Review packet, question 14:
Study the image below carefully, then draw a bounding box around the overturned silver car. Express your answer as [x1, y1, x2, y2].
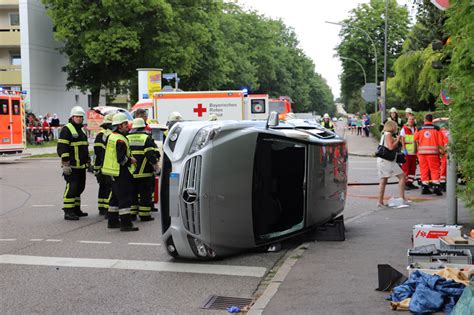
[160, 115, 347, 259]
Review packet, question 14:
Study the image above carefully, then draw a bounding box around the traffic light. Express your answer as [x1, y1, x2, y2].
[376, 85, 381, 97]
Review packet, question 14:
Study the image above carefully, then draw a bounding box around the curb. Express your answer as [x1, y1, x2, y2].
[247, 243, 310, 315]
[349, 152, 375, 158]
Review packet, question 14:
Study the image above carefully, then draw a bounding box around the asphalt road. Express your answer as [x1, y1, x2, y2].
[0, 154, 416, 313]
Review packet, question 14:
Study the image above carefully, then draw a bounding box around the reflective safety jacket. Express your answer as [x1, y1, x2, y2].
[402, 125, 416, 155]
[414, 122, 444, 155]
[322, 120, 334, 131]
[102, 132, 135, 177]
[57, 122, 89, 169]
[93, 128, 112, 171]
[127, 131, 159, 178]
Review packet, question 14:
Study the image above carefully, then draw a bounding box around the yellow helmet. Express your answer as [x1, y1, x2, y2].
[101, 113, 115, 125]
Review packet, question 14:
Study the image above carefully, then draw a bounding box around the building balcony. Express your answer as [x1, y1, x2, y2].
[0, 27, 20, 47]
[0, 0, 19, 8]
[0, 65, 21, 86]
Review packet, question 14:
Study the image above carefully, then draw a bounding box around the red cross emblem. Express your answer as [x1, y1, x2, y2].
[193, 103, 207, 117]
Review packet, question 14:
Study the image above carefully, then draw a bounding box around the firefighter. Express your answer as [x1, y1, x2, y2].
[127, 118, 161, 221]
[414, 114, 445, 195]
[57, 106, 90, 220]
[382, 107, 404, 132]
[134, 108, 152, 133]
[93, 113, 114, 216]
[163, 111, 183, 139]
[321, 113, 334, 131]
[102, 113, 139, 232]
[401, 114, 418, 190]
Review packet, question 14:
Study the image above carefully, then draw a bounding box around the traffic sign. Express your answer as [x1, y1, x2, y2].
[361, 83, 377, 102]
[163, 73, 177, 80]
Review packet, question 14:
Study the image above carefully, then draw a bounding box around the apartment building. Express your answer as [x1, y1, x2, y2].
[0, 0, 104, 121]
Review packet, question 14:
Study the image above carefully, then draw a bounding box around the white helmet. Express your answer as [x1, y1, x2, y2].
[168, 111, 183, 122]
[390, 107, 397, 113]
[405, 108, 413, 114]
[208, 114, 218, 121]
[131, 118, 146, 129]
[112, 113, 129, 126]
[70, 106, 86, 118]
[323, 113, 330, 119]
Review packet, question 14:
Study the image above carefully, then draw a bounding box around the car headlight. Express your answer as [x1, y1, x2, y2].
[188, 236, 217, 258]
[188, 125, 220, 154]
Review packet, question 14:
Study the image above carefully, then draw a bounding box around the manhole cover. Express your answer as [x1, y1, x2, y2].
[200, 295, 253, 310]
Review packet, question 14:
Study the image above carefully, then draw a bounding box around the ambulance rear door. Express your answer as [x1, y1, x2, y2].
[0, 95, 11, 146]
[246, 94, 268, 120]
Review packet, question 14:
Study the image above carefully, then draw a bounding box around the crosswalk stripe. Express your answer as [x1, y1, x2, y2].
[79, 241, 111, 244]
[0, 239, 16, 242]
[128, 242, 161, 246]
[0, 255, 267, 277]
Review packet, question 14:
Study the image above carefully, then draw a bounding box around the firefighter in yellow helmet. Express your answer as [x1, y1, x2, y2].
[57, 106, 90, 220]
[127, 118, 160, 221]
[102, 113, 139, 231]
[163, 111, 183, 140]
[321, 113, 334, 131]
[93, 113, 114, 216]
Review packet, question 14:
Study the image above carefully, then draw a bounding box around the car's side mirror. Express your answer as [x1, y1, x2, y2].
[266, 111, 279, 129]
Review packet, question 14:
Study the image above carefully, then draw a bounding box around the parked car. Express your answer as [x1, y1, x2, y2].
[160, 115, 348, 259]
[93, 106, 133, 120]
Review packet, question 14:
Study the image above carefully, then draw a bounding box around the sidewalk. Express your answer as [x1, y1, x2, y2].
[250, 126, 471, 314]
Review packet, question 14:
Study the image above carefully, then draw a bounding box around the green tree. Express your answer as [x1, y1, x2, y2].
[336, 0, 409, 113]
[42, 0, 176, 106]
[445, 0, 474, 206]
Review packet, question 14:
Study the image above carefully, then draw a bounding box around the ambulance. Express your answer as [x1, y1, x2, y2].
[0, 90, 25, 153]
[130, 91, 269, 124]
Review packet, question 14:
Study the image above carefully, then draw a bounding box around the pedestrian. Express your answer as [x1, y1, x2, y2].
[102, 113, 139, 232]
[41, 115, 50, 142]
[414, 114, 445, 195]
[56, 106, 90, 220]
[356, 115, 363, 136]
[321, 113, 334, 131]
[401, 114, 418, 190]
[50, 113, 60, 140]
[377, 120, 407, 207]
[127, 118, 161, 221]
[363, 113, 370, 137]
[93, 113, 115, 216]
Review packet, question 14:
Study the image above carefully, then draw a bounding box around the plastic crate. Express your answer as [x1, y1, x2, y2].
[440, 237, 474, 257]
[407, 248, 472, 265]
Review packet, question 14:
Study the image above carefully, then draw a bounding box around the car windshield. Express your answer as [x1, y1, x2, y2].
[433, 120, 449, 129]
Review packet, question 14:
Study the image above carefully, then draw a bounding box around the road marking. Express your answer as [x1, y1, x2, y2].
[30, 239, 43, 242]
[32, 204, 55, 207]
[128, 242, 161, 246]
[45, 239, 62, 242]
[0, 255, 267, 277]
[0, 239, 16, 242]
[78, 241, 111, 245]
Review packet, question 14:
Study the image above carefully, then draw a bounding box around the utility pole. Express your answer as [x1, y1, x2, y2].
[382, 0, 388, 123]
[446, 113, 457, 224]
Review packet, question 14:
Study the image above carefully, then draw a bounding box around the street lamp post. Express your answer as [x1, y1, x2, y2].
[338, 56, 367, 85]
[326, 21, 378, 113]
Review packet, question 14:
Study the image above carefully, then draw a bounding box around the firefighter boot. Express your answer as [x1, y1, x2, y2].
[433, 185, 443, 196]
[107, 212, 120, 229]
[120, 214, 139, 232]
[98, 207, 107, 216]
[73, 206, 88, 217]
[421, 185, 432, 195]
[64, 209, 79, 221]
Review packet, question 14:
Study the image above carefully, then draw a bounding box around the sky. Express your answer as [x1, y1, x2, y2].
[237, 0, 414, 99]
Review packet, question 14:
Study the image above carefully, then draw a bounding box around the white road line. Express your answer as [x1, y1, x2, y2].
[78, 241, 111, 245]
[0, 255, 267, 277]
[0, 239, 16, 242]
[45, 239, 62, 242]
[32, 204, 55, 207]
[128, 242, 161, 246]
[30, 239, 43, 242]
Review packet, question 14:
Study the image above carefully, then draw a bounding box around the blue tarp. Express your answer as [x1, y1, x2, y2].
[387, 270, 465, 314]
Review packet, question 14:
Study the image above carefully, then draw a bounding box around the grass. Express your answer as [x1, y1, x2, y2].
[27, 139, 58, 148]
